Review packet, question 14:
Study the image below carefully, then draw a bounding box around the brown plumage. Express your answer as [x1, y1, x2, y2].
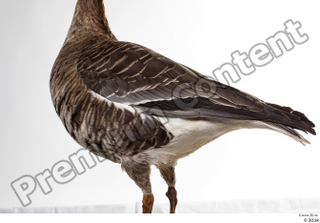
[50, 0, 316, 213]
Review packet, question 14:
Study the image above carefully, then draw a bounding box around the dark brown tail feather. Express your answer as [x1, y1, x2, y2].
[266, 103, 316, 135]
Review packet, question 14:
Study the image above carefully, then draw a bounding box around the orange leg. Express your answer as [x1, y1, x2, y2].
[121, 157, 154, 213]
[157, 162, 178, 213]
[142, 194, 154, 213]
[166, 187, 178, 213]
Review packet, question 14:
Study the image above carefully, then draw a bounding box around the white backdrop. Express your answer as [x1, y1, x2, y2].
[0, 0, 319, 212]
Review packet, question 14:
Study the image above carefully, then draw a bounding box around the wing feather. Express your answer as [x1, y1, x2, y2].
[77, 39, 316, 135]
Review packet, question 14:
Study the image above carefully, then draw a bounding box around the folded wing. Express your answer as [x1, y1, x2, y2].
[77, 40, 316, 137]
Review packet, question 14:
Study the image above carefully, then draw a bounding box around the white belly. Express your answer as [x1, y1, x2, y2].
[137, 117, 265, 166]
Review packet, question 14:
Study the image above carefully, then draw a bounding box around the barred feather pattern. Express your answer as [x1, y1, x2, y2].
[50, 39, 173, 163]
[50, 0, 315, 165]
[75, 39, 315, 136]
[49, 0, 316, 214]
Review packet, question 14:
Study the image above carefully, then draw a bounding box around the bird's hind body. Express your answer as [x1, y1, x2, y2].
[50, 0, 315, 213]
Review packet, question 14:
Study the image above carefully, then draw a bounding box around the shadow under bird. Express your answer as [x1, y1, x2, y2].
[50, 0, 316, 213]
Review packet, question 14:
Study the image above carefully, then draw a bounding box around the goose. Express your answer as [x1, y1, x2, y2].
[50, 0, 316, 213]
